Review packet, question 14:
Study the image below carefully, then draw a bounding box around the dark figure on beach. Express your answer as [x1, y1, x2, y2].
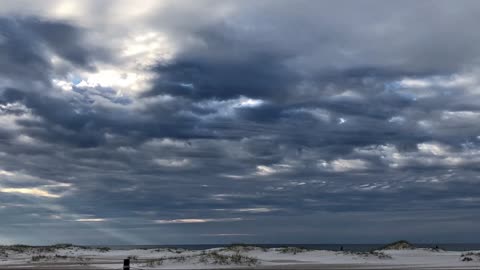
[340, 246, 344, 251]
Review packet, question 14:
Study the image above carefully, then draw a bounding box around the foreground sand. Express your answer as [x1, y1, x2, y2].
[1, 245, 480, 269]
[1, 265, 480, 269]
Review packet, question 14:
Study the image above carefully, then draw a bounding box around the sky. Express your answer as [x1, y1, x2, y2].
[1, 0, 480, 245]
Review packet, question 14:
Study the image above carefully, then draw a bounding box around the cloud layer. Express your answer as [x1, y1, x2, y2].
[1, 0, 480, 244]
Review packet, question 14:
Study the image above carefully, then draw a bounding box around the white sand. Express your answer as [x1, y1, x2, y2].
[0, 246, 479, 269]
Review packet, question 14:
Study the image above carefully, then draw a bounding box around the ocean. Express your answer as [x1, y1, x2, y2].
[98, 243, 480, 252]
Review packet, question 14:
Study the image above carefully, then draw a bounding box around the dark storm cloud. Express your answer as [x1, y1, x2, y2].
[1, 1, 480, 244]
[0, 17, 103, 82]
[146, 31, 298, 101]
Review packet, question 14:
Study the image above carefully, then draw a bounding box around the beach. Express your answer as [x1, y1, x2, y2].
[1, 245, 479, 269]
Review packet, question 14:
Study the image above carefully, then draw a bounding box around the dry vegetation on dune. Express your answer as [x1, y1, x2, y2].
[275, 246, 392, 260]
[379, 240, 415, 250]
[0, 243, 108, 254]
[221, 244, 268, 253]
[0, 249, 7, 259]
[30, 254, 92, 264]
[143, 250, 259, 268]
[277, 246, 309, 254]
[461, 252, 480, 262]
[0, 244, 107, 267]
[343, 250, 392, 260]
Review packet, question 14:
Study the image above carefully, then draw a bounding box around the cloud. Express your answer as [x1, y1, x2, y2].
[0, 187, 60, 198]
[155, 218, 243, 224]
[1, 0, 480, 244]
[153, 158, 190, 167]
[328, 159, 370, 172]
[200, 233, 253, 236]
[230, 208, 277, 213]
[75, 218, 107, 222]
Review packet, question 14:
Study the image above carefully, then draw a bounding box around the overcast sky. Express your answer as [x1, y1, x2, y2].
[1, 0, 480, 245]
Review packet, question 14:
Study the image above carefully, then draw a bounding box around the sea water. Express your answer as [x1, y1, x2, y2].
[97, 243, 480, 252]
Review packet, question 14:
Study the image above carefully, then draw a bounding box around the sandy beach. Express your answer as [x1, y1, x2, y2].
[1, 245, 479, 270]
[1, 264, 480, 270]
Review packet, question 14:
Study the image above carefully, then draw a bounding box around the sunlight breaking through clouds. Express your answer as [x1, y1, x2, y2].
[155, 218, 244, 224]
[75, 218, 107, 222]
[0, 188, 61, 198]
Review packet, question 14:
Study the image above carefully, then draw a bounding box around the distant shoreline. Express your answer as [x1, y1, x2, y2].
[7, 243, 480, 252]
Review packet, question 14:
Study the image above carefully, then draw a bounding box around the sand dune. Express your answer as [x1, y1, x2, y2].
[0, 245, 479, 269]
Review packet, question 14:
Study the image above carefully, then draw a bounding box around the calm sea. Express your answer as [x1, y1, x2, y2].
[97, 243, 480, 252]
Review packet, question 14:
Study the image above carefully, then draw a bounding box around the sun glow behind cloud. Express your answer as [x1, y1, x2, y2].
[155, 218, 244, 224]
[0, 187, 61, 198]
[75, 218, 107, 222]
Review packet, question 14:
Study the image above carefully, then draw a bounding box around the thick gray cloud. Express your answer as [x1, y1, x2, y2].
[0, 0, 480, 245]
